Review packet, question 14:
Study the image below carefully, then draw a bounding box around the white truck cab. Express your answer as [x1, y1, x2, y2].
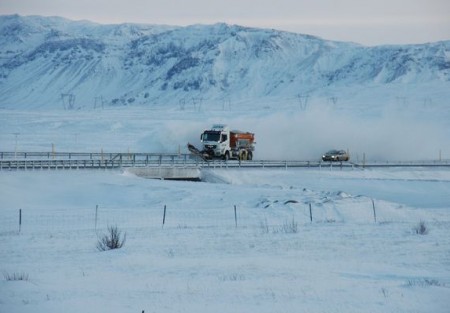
[200, 124, 231, 158]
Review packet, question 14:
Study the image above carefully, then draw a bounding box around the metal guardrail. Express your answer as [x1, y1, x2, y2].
[0, 152, 200, 170]
[0, 151, 192, 161]
[201, 159, 450, 169]
[1, 151, 450, 170]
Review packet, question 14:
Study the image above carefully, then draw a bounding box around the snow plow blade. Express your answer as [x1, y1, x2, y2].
[187, 143, 208, 161]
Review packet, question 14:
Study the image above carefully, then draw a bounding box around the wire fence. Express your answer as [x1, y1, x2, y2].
[0, 206, 252, 235]
[0, 198, 392, 237]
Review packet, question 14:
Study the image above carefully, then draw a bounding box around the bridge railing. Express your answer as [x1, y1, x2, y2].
[1, 151, 449, 170]
[182, 159, 450, 169]
[0, 151, 193, 161]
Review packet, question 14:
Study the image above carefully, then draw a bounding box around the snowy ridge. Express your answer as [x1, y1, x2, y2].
[0, 14, 449, 109]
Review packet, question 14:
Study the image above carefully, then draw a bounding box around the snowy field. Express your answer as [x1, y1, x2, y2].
[1, 107, 450, 313]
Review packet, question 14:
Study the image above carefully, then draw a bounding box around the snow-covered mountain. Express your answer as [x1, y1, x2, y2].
[0, 14, 449, 109]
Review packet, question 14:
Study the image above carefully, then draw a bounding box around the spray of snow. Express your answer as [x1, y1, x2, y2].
[177, 105, 448, 161]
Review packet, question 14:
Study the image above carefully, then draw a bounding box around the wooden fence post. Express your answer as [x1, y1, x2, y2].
[95, 205, 98, 231]
[372, 199, 377, 223]
[162, 205, 167, 228]
[309, 203, 312, 223]
[19, 209, 22, 233]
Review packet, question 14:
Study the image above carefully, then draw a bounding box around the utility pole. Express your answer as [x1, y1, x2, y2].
[297, 94, 309, 111]
[61, 93, 76, 110]
[329, 96, 338, 106]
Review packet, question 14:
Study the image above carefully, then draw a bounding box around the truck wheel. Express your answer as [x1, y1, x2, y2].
[247, 151, 253, 161]
[224, 151, 230, 161]
[239, 150, 247, 160]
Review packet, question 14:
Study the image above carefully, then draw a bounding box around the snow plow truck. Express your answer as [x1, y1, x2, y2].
[188, 124, 255, 161]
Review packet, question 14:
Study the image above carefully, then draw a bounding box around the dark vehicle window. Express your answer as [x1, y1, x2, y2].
[203, 131, 221, 142]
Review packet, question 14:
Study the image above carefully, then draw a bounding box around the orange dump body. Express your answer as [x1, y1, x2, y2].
[230, 131, 255, 149]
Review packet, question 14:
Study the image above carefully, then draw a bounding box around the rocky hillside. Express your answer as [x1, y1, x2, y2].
[0, 14, 449, 109]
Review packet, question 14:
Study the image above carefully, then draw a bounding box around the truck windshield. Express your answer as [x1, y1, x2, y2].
[202, 131, 220, 142]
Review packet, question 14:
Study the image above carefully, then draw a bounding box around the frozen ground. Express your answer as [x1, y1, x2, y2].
[1, 107, 450, 313]
[1, 167, 450, 313]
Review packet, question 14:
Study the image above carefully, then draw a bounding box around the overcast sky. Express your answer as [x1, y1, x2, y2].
[1, 0, 449, 45]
